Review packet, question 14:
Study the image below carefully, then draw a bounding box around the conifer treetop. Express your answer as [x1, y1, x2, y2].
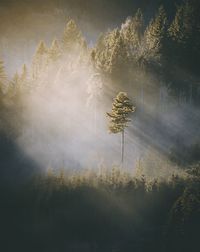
[145, 5, 168, 52]
[107, 92, 135, 134]
[21, 64, 28, 80]
[121, 8, 144, 48]
[0, 59, 7, 95]
[35, 40, 48, 55]
[169, 1, 195, 44]
[62, 19, 83, 51]
[0, 60, 7, 83]
[49, 39, 61, 61]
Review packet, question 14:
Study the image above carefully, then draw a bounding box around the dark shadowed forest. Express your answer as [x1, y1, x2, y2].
[0, 0, 200, 251]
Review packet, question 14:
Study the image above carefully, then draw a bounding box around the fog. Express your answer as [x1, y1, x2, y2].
[11, 51, 198, 177]
[1, 0, 199, 179]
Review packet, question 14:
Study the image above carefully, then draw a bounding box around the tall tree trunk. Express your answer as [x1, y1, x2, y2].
[121, 130, 124, 169]
[94, 98, 97, 135]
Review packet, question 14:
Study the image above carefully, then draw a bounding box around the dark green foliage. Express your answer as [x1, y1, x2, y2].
[166, 183, 200, 251]
[90, 2, 200, 102]
[166, 1, 200, 100]
[143, 6, 168, 65]
[107, 92, 135, 167]
[186, 162, 200, 177]
[0, 59, 6, 82]
[0, 4, 200, 250]
[121, 9, 144, 60]
[107, 92, 135, 134]
[0, 170, 199, 252]
[92, 29, 129, 75]
[168, 1, 200, 69]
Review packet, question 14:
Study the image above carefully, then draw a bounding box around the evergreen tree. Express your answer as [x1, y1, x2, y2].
[90, 33, 105, 69]
[92, 30, 117, 73]
[169, 1, 194, 47]
[5, 81, 14, 102]
[0, 59, 7, 109]
[48, 39, 61, 63]
[12, 72, 21, 93]
[0, 59, 7, 94]
[21, 64, 27, 81]
[93, 29, 129, 76]
[143, 6, 168, 67]
[32, 40, 48, 79]
[20, 64, 30, 92]
[107, 92, 135, 168]
[87, 73, 103, 133]
[5, 72, 21, 105]
[167, 1, 200, 101]
[35, 40, 48, 55]
[121, 9, 144, 58]
[76, 39, 89, 67]
[62, 19, 83, 53]
[169, 0, 200, 72]
[109, 31, 130, 76]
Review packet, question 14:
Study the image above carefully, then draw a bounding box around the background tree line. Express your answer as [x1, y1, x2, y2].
[1, 0, 200, 110]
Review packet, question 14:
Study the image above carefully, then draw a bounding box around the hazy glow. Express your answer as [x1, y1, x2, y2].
[1, 5, 199, 179]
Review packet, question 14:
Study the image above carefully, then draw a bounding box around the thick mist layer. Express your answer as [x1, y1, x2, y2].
[15, 55, 116, 170]
[14, 55, 199, 176]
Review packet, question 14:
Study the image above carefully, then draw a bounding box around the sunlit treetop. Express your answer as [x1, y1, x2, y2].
[169, 1, 195, 43]
[32, 40, 48, 79]
[21, 64, 27, 80]
[108, 32, 129, 74]
[93, 29, 129, 74]
[48, 39, 61, 62]
[62, 19, 84, 52]
[0, 60, 7, 85]
[35, 40, 48, 55]
[107, 92, 135, 134]
[121, 8, 144, 50]
[144, 6, 168, 54]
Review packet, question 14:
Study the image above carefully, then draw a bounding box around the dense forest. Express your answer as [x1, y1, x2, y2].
[0, 0, 200, 251]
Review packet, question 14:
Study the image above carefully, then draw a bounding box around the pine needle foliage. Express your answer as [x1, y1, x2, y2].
[48, 39, 61, 62]
[0, 59, 7, 90]
[107, 92, 135, 134]
[62, 19, 83, 52]
[107, 92, 135, 167]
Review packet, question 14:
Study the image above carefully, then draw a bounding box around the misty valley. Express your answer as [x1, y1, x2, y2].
[0, 1, 200, 252]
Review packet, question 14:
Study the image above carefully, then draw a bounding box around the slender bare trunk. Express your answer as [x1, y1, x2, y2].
[94, 98, 97, 135]
[121, 130, 124, 169]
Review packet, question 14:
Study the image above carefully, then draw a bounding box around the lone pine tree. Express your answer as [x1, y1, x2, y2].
[0, 59, 6, 88]
[107, 92, 135, 168]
